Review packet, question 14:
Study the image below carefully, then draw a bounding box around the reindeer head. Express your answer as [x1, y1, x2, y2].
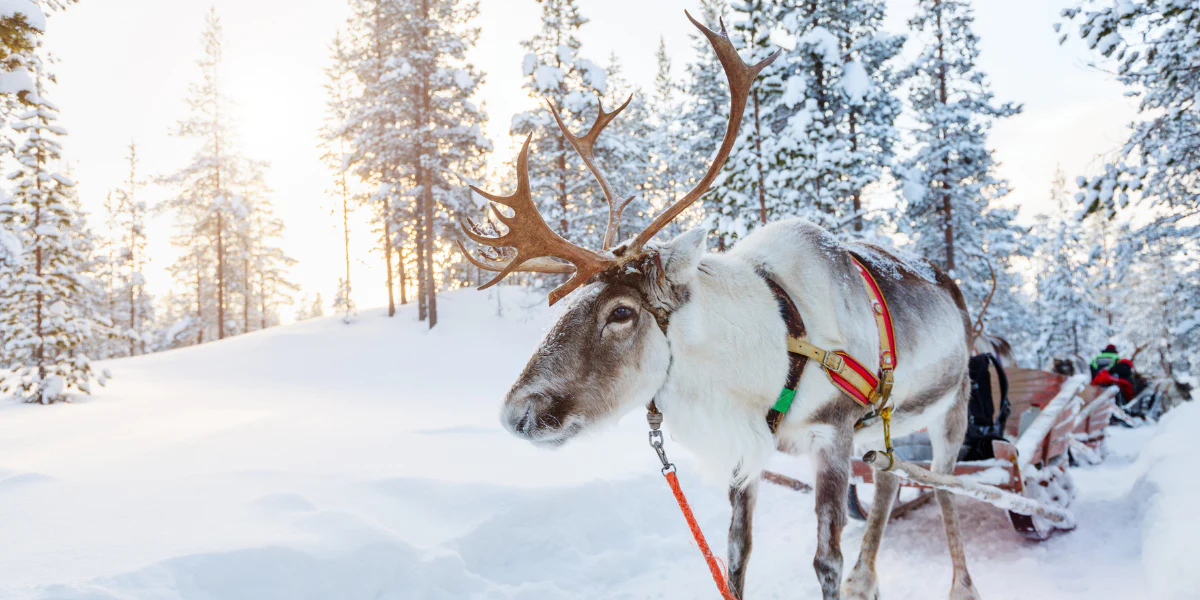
[459, 13, 777, 446]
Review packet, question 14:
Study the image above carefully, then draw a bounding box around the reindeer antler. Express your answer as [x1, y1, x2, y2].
[627, 12, 779, 253]
[547, 95, 635, 250]
[968, 257, 998, 351]
[461, 134, 617, 304]
[459, 12, 778, 305]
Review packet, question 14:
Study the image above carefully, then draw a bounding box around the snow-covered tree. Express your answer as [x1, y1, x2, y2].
[97, 141, 154, 358]
[0, 62, 107, 403]
[509, 0, 614, 249]
[897, 0, 1030, 342]
[161, 9, 293, 344]
[1060, 0, 1200, 380]
[642, 38, 692, 238]
[0, 0, 74, 107]
[388, 0, 491, 328]
[340, 0, 405, 317]
[1116, 232, 1199, 378]
[678, 0, 730, 248]
[771, 0, 905, 233]
[711, 0, 785, 244]
[294, 293, 325, 321]
[1060, 1, 1200, 222]
[1033, 169, 1101, 364]
[321, 33, 358, 326]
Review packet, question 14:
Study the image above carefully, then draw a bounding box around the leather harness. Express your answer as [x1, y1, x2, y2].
[762, 254, 898, 439]
[646, 251, 900, 464]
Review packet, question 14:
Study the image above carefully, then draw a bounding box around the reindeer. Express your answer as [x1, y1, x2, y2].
[460, 14, 982, 600]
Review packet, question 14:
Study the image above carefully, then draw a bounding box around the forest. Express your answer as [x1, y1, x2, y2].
[0, 0, 1197, 404]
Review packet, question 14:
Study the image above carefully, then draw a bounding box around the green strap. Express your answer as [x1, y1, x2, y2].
[774, 387, 797, 414]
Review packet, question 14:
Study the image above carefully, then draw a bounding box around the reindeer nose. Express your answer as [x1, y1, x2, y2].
[502, 396, 538, 438]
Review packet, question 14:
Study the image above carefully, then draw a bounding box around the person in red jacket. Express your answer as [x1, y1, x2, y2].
[1090, 345, 1135, 400]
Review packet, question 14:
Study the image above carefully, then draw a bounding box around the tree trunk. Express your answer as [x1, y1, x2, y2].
[215, 211, 225, 338]
[936, 0, 955, 273]
[342, 169, 351, 316]
[753, 88, 766, 225]
[398, 239, 408, 305]
[243, 256, 250, 333]
[196, 255, 204, 345]
[383, 207, 396, 317]
[416, 200, 428, 321]
[418, 9, 437, 329]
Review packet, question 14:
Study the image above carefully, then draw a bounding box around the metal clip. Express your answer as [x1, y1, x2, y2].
[648, 430, 675, 474]
[876, 369, 895, 406]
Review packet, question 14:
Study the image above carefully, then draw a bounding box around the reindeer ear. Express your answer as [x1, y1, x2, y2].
[658, 228, 706, 284]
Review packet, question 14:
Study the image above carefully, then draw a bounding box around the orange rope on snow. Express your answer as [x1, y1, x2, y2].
[663, 470, 738, 600]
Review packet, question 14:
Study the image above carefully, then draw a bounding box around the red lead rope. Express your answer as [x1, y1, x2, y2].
[663, 470, 738, 600]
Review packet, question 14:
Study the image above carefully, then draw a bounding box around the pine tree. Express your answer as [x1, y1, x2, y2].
[510, 0, 613, 249]
[774, 0, 905, 234]
[897, 0, 1029, 341]
[98, 141, 154, 357]
[341, 0, 406, 318]
[1061, 1, 1200, 221]
[0, 61, 106, 403]
[1060, 0, 1200, 379]
[161, 9, 293, 344]
[389, 0, 491, 328]
[680, 0, 730, 248]
[595, 52, 653, 240]
[712, 0, 785, 243]
[643, 38, 693, 238]
[322, 33, 358, 325]
[294, 293, 325, 321]
[1033, 169, 1100, 365]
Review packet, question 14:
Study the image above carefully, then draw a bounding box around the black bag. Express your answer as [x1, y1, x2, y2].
[961, 353, 1010, 461]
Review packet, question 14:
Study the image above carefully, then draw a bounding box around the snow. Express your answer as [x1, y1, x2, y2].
[452, 69, 473, 91]
[0, 67, 34, 96]
[0, 0, 45, 31]
[521, 53, 536, 77]
[532, 64, 563, 92]
[0, 226, 20, 263]
[576, 58, 606, 95]
[841, 60, 869, 104]
[782, 75, 807, 109]
[800, 26, 841, 66]
[0, 289, 1195, 599]
[555, 44, 573, 65]
[902, 175, 926, 205]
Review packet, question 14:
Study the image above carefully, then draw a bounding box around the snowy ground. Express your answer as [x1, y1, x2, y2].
[1, 288, 1197, 600]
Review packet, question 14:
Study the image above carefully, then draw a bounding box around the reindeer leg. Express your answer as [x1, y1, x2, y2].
[727, 476, 759, 599]
[842, 470, 901, 600]
[811, 429, 852, 600]
[929, 385, 983, 600]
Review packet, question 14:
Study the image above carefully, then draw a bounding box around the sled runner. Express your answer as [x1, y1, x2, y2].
[845, 368, 1119, 540]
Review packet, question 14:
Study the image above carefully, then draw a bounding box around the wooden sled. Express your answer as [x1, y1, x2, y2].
[840, 368, 1119, 540]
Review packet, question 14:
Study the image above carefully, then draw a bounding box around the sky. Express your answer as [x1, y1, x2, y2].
[41, 0, 1137, 315]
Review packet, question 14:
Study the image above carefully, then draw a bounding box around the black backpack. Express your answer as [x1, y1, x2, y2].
[962, 353, 1010, 461]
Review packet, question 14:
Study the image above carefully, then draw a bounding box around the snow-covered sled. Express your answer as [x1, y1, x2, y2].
[846, 368, 1119, 540]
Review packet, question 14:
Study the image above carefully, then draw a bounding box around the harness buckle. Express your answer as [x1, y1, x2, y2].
[878, 367, 897, 405]
[875, 369, 895, 407]
[822, 351, 844, 372]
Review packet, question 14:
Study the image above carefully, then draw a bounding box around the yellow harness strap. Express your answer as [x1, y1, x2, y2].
[782, 255, 899, 467]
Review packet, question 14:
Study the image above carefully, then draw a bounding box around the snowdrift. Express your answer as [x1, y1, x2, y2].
[0, 288, 1194, 599]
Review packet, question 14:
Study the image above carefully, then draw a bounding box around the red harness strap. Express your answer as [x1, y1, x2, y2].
[784, 254, 898, 409]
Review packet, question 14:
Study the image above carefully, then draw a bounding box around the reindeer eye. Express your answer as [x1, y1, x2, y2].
[608, 306, 635, 324]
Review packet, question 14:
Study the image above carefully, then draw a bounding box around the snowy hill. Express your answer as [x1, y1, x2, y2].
[0, 288, 1196, 599]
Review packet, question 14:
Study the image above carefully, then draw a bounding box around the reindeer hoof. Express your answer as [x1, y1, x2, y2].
[949, 572, 982, 600]
[842, 569, 879, 600]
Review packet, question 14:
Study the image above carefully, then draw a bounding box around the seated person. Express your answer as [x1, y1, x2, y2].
[1090, 344, 1120, 378]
